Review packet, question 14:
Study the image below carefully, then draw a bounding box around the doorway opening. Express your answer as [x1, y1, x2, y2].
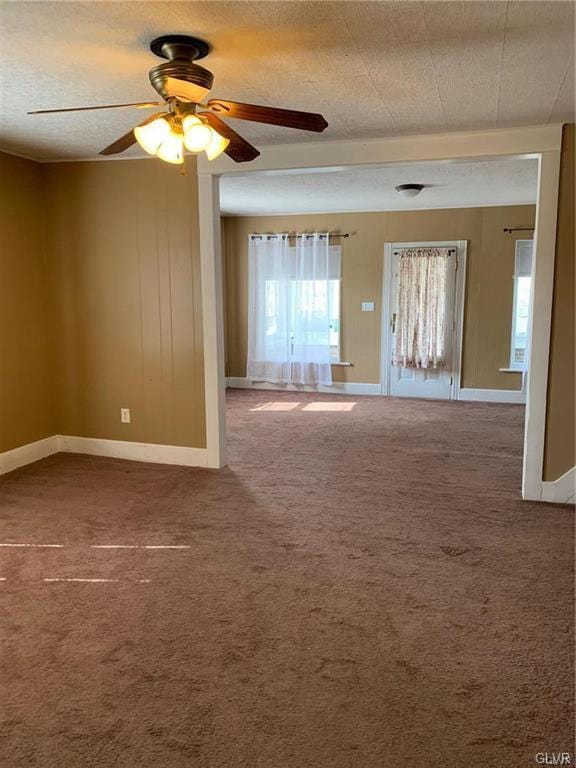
[217, 153, 541, 495]
[198, 126, 562, 500]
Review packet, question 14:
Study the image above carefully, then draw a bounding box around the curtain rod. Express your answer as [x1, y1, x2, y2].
[249, 232, 350, 240]
[503, 227, 535, 234]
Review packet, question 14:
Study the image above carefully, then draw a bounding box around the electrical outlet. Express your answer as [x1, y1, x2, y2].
[120, 408, 131, 424]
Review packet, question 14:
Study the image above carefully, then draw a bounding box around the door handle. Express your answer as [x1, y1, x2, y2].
[391, 313, 397, 334]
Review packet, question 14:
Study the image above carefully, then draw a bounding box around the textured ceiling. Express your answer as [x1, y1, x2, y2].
[220, 156, 539, 214]
[0, 1, 574, 161]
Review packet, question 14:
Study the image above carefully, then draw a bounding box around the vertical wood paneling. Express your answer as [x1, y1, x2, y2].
[0, 153, 57, 452]
[544, 124, 575, 480]
[45, 157, 206, 449]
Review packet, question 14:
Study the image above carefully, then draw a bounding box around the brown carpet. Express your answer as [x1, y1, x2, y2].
[0, 390, 573, 767]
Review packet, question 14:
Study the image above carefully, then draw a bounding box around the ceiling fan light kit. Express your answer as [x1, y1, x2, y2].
[182, 115, 216, 151]
[133, 109, 230, 164]
[155, 127, 185, 165]
[133, 115, 171, 155]
[28, 34, 329, 166]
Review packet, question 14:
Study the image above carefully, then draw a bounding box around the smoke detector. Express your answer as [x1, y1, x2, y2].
[395, 183, 425, 198]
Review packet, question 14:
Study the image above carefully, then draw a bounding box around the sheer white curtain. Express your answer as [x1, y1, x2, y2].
[247, 233, 339, 385]
[247, 234, 292, 383]
[393, 247, 451, 368]
[291, 233, 335, 385]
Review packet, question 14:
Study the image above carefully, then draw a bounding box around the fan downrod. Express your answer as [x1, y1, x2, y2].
[150, 35, 211, 62]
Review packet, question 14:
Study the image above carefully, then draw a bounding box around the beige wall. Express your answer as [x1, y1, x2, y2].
[223, 205, 535, 390]
[2, 142, 571, 482]
[544, 124, 575, 481]
[44, 158, 206, 449]
[0, 152, 58, 452]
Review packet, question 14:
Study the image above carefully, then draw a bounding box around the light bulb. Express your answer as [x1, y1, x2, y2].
[183, 121, 213, 153]
[205, 130, 230, 161]
[156, 129, 184, 165]
[182, 114, 202, 131]
[134, 117, 170, 155]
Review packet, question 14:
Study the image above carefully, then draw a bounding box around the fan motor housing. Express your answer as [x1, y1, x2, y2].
[148, 35, 213, 103]
[149, 60, 214, 102]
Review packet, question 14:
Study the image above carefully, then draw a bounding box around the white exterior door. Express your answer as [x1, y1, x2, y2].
[388, 245, 459, 400]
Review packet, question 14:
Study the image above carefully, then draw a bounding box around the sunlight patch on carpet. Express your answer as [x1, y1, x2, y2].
[90, 544, 190, 550]
[250, 401, 301, 411]
[302, 402, 357, 411]
[0, 543, 64, 548]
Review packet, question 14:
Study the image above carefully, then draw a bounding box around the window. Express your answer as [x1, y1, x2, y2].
[248, 235, 342, 386]
[509, 240, 533, 371]
[328, 279, 341, 359]
[265, 277, 341, 361]
[263, 241, 341, 362]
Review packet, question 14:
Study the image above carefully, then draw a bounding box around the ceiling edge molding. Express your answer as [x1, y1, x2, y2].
[1, 123, 563, 166]
[199, 124, 564, 175]
[221, 200, 538, 217]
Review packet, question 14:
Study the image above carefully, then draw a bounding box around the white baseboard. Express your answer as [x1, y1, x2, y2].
[0, 435, 60, 476]
[227, 379, 527, 403]
[58, 436, 208, 468]
[0, 435, 208, 476]
[2, 430, 571, 505]
[458, 388, 526, 404]
[226, 377, 381, 396]
[540, 466, 576, 504]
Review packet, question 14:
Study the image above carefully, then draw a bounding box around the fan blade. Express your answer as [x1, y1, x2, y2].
[99, 111, 166, 156]
[28, 102, 161, 115]
[98, 129, 138, 157]
[205, 100, 328, 132]
[198, 113, 260, 163]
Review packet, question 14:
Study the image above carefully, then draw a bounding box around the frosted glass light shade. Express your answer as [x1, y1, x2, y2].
[182, 114, 202, 131]
[183, 121, 213, 152]
[205, 130, 230, 161]
[156, 130, 184, 165]
[134, 117, 171, 155]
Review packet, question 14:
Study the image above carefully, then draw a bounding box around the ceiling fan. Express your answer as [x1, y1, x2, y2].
[28, 35, 329, 165]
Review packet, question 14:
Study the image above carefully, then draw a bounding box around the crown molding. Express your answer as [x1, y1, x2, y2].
[2, 123, 563, 166]
[221, 200, 538, 217]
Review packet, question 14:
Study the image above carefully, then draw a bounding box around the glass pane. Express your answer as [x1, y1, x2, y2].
[512, 275, 531, 367]
[329, 279, 340, 351]
[395, 252, 449, 368]
[277, 279, 341, 356]
[515, 241, 533, 276]
[294, 280, 327, 346]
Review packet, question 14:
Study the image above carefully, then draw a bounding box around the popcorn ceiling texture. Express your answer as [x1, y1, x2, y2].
[0, 1, 574, 160]
[220, 157, 538, 215]
[0, 390, 573, 767]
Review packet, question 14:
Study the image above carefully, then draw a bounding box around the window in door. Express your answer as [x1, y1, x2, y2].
[509, 240, 534, 371]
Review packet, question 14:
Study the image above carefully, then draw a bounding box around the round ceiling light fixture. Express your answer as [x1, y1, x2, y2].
[395, 183, 425, 198]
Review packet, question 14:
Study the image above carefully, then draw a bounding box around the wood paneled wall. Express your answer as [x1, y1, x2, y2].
[544, 124, 575, 481]
[44, 158, 206, 449]
[223, 205, 536, 391]
[0, 153, 58, 452]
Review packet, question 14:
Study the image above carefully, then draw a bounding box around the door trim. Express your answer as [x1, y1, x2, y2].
[380, 240, 467, 398]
